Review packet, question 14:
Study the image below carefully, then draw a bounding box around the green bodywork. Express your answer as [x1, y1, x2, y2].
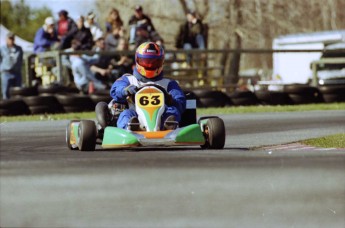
[175, 124, 205, 144]
[102, 127, 139, 148]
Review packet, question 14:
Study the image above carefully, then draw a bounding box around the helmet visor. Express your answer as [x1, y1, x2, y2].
[136, 57, 164, 71]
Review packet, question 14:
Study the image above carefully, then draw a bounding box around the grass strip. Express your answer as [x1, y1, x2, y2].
[1, 102, 344, 123]
[302, 134, 345, 149]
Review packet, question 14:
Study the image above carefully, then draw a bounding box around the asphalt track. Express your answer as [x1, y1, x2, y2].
[0, 110, 344, 228]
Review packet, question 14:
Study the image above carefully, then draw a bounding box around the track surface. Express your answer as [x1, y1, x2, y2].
[1, 110, 344, 227]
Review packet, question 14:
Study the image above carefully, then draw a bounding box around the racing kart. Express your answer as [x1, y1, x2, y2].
[66, 84, 226, 151]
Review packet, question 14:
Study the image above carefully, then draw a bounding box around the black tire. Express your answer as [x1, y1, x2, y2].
[95, 102, 111, 130]
[90, 94, 112, 105]
[78, 120, 97, 151]
[28, 105, 52, 114]
[63, 106, 92, 113]
[229, 91, 259, 106]
[56, 94, 94, 106]
[284, 85, 322, 104]
[0, 109, 11, 116]
[255, 90, 292, 105]
[23, 95, 64, 114]
[0, 98, 30, 115]
[66, 120, 79, 150]
[38, 85, 66, 94]
[9, 86, 38, 97]
[319, 85, 345, 103]
[201, 117, 225, 149]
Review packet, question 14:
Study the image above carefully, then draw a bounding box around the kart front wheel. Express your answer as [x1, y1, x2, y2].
[66, 120, 79, 150]
[201, 118, 225, 149]
[78, 120, 97, 151]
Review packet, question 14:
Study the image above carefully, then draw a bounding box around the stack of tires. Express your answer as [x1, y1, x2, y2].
[318, 85, 345, 103]
[254, 90, 292, 105]
[284, 84, 323, 104]
[228, 91, 259, 106]
[193, 89, 232, 107]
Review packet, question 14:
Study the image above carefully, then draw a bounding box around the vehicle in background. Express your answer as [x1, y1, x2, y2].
[268, 30, 345, 88]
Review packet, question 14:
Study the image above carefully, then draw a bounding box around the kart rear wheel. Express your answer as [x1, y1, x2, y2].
[78, 120, 97, 151]
[66, 120, 79, 150]
[201, 117, 225, 149]
[95, 102, 110, 130]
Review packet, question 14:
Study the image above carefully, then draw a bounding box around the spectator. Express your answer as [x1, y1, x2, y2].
[175, 10, 206, 50]
[73, 16, 94, 50]
[85, 12, 104, 42]
[110, 38, 134, 78]
[0, 33, 23, 99]
[105, 8, 123, 34]
[33, 17, 59, 53]
[67, 39, 107, 94]
[88, 36, 117, 86]
[128, 5, 156, 44]
[105, 26, 125, 51]
[57, 10, 78, 50]
[132, 23, 163, 49]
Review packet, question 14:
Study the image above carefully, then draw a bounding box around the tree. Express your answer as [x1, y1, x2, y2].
[0, 0, 52, 42]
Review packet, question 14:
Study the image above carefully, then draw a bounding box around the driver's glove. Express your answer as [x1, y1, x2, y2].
[123, 85, 138, 96]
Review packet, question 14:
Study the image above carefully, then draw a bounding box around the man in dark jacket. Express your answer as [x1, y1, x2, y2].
[128, 5, 156, 44]
[175, 11, 206, 50]
[73, 16, 94, 50]
[57, 10, 78, 50]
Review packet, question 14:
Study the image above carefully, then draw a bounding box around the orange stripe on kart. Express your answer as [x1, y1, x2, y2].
[135, 130, 173, 139]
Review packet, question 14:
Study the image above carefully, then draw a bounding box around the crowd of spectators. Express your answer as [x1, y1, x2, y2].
[1, 5, 207, 98]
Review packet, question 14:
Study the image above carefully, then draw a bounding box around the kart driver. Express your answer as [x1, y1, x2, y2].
[109, 41, 186, 130]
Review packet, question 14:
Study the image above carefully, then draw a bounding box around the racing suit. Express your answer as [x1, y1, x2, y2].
[110, 68, 186, 129]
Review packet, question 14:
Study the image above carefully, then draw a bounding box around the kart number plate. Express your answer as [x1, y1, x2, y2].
[137, 93, 164, 108]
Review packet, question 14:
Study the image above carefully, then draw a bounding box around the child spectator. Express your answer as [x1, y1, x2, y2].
[0, 33, 23, 99]
[73, 16, 94, 50]
[128, 5, 156, 44]
[57, 10, 78, 50]
[33, 17, 59, 53]
[85, 12, 104, 43]
[105, 8, 123, 34]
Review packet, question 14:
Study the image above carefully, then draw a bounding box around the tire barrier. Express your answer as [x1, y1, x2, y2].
[228, 91, 259, 106]
[284, 84, 323, 104]
[318, 85, 345, 103]
[255, 90, 292, 105]
[193, 90, 232, 107]
[0, 85, 344, 116]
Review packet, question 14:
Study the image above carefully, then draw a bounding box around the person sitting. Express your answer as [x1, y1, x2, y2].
[109, 38, 134, 79]
[57, 10, 78, 50]
[109, 42, 186, 130]
[105, 8, 124, 34]
[73, 16, 94, 50]
[84, 12, 104, 43]
[105, 26, 125, 51]
[128, 5, 156, 44]
[33, 17, 59, 53]
[67, 39, 107, 94]
[132, 23, 163, 50]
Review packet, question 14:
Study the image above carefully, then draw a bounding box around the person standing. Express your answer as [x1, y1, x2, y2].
[0, 33, 23, 99]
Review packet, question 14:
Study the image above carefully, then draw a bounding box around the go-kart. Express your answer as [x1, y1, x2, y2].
[66, 84, 226, 151]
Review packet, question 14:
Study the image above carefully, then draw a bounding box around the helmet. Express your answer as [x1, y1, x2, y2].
[135, 42, 164, 79]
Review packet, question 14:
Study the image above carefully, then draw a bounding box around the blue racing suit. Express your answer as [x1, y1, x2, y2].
[110, 68, 186, 129]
